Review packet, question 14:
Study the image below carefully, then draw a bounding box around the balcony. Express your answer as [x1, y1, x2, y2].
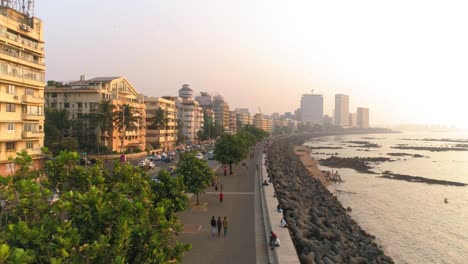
[22, 113, 44, 121]
[0, 93, 20, 103]
[0, 132, 21, 141]
[22, 94, 44, 104]
[22, 130, 43, 139]
[27, 148, 42, 156]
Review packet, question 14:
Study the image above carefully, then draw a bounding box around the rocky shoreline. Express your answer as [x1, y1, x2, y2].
[266, 134, 394, 264]
[381, 171, 467, 187]
[319, 156, 393, 174]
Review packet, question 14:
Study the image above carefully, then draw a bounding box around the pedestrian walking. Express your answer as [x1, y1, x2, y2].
[223, 217, 229, 238]
[215, 183, 219, 192]
[216, 217, 223, 237]
[220, 183, 224, 192]
[256, 164, 259, 171]
[223, 166, 227, 176]
[210, 216, 216, 236]
[219, 191, 224, 203]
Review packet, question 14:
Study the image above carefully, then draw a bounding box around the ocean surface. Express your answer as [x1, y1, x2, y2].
[304, 131, 468, 264]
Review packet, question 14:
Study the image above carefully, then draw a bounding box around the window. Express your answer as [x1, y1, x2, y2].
[6, 142, 15, 151]
[64, 103, 70, 108]
[51, 92, 57, 98]
[25, 89, 34, 96]
[84, 102, 87, 108]
[7, 85, 15, 94]
[50, 102, 57, 108]
[7, 123, 15, 131]
[6, 103, 15, 112]
[24, 123, 35, 132]
[6, 163, 15, 173]
[77, 102, 83, 108]
[26, 141, 33, 149]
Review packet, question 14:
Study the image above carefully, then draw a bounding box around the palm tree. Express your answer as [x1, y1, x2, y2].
[149, 107, 169, 130]
[114, 104, 139, 153]
[89, 100, 116, 152]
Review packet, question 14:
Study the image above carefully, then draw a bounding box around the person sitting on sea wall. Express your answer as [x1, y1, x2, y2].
[277, 204, 283, 213]
[280, 218, 288, 228]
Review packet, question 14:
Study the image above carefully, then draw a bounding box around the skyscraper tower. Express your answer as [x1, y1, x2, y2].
[335, 94, 349, 127]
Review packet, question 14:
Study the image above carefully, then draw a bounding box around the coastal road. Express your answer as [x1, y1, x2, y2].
[178, 147, 266, 264]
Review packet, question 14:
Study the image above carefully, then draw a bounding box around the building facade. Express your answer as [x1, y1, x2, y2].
[0, 6, 45, 175]
[300, 93, 323, 125]
[145, 96, 177, 151]
[357, 107, 370, 129]
[335, 94, 349, 127]
[349, 113, 357, 128]
[45, 76, 146, 153]
[175, 84, 204, 143]
[213, 95, 229, 131]
[235, 108, 251, 129]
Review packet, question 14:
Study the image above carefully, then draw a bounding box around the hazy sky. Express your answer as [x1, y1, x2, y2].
[36, 0, 468, 127]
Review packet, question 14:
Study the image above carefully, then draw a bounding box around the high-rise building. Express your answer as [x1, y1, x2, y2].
[300, 93, 323, 125]
[145, 96, 177, 151]
[228, 110, 237, 133]
[235, 108, 250, 129]
[349, 113, 357, 128]
[213, 95, 229, 131]
[335, 94, 349, 127]
[175, 84, 203, 143]
[45, 76, 146, 153]
[357, 107, 370, 129]
[0, 5, 45, 175]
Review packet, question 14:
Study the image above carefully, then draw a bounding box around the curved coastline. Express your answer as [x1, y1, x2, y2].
[267, 133, 394, 264]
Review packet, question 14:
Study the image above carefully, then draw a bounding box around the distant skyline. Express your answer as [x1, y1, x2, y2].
[36, 0, 468, 128]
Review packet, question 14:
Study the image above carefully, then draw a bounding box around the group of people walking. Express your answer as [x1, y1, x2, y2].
[210, 216, 229, 238]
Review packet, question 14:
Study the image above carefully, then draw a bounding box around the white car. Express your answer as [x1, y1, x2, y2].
[138, 160, 148, 167]
[153, 154, 161, 161]
[195, 152, 204, 160]
[147, 161, 155, 169]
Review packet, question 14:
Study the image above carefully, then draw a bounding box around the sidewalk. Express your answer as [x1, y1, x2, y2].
[178, 152, 261, 264]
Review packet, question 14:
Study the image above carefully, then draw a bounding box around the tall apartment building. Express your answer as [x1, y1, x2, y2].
[0, 6, 45, 175]
[213, 95, 229, 131]
[235, 108, 251, 129]
[145, 96, 177, 151]
[300, 93, 323, 125]
[253, 113, 267, 131]
[45, 76, 146, 153]
[335, 94, 349, 127]
[175, 84, 203, 143]
[349, 113, 357, 128]
[228, 110, 237, 133]
[357, 107, 370, 129]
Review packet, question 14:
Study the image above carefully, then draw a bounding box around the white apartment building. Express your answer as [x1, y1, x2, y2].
[176, 84, 204, 143]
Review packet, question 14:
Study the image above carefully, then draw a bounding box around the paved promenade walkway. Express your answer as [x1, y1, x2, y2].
[179, 147, 268, 264]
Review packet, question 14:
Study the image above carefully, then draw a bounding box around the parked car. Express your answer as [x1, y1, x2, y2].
[195, 152, 204, 160]
[138, 160, 148, 167]
[153, 154, 161, 161]
[168, 151, 176, 156]
[208, 153, 215, 160]
[147, 161, 155, 169]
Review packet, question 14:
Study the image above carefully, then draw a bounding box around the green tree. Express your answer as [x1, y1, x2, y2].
[214, 134, 248, 175]
[150, 170, 188, 217]
[241, 124, 269, 142]
[0, 151, 190, 263]
[149, 107, 169, 130]
[89, 100, 116, 152]
[114, 104, 140, 153]
[176, 152, 214, 205]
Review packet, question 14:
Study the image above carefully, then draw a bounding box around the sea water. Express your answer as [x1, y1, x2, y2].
[305, 131, 468, 264]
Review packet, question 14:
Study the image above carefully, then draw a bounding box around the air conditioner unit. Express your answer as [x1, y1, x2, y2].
[20, 24, 28, 30]
[13, 95, 19, 99]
